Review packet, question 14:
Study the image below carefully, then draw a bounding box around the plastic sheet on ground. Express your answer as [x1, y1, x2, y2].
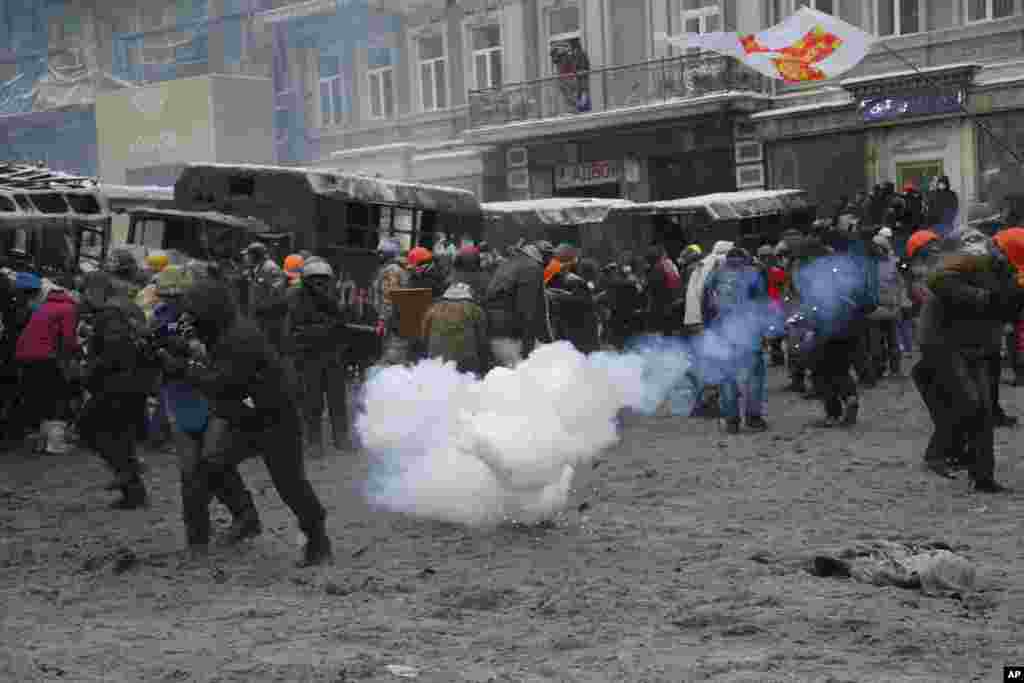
[809, 540, 977, 596]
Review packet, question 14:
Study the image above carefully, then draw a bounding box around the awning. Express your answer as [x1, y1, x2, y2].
[635, 189, 809, 221]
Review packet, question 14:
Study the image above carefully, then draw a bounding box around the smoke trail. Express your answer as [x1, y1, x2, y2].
[358, 252, 870, 528]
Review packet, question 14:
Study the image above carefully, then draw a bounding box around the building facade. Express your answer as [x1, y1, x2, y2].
[2, 0, 1023, 217]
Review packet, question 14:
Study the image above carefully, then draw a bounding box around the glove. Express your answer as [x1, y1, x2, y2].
[375, 320, 386, 337]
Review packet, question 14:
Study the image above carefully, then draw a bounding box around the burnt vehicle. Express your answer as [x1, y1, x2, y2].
[482, 190, 814, 263]
[173, 163, 484, 371]
[0, 162, 111, 282]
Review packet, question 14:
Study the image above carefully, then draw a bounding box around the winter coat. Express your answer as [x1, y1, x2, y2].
[871, 249, 908, 320]
[371, 259, 409, 332]
[284, 286, 349, 358]
[548, 269, 600, 353]
[422, 284, 490, 375]
[926, 188, 960, 230]
[447, 267, 491, 302]
[683, 241, 733, 327]
[918, 253, 1020, 354]
[83, 304, 149, 397]
[246, 259, 288, 320]
[483, 251, 547, 349]
[702, 258, 770, 352]
[15, 289, 79, 362]
[183, 280, 301, 433]
[793, 251, 878, 340]
[646, 255, 683, 332]
[605, 268, 645, 331]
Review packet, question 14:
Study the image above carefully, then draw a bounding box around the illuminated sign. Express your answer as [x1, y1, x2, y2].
[554, 160, 622, 190]
[859, 89, 964, 123]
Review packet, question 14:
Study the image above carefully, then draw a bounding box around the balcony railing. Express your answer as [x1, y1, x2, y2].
[468, 53, 771, 129]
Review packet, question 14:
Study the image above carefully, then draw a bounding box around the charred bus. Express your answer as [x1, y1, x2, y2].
[0, 163, 111, 281]
[173, 163, 484, 369]
[482, 190, 814, 263]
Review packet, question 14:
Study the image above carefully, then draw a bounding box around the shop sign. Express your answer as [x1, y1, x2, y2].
[859, 89, 964, 123]
[554, 160, 622, 190]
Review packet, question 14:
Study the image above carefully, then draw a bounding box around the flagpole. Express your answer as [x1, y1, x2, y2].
[875, 41, 1023, 167]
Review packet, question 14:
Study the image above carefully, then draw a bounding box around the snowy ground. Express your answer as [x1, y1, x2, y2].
[2, 357, 1023, 682]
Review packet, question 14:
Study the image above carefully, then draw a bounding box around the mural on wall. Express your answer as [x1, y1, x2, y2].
[271, 0, 400, 164]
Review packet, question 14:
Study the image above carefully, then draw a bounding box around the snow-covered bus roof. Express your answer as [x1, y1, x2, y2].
[0, 162, 108, 222]
[122, 207, 275, 233]
[175, 163, 481, 216]
[635, 189, 811, 221]
[99, 184, 176, 205]
[482, 197, 640, 225]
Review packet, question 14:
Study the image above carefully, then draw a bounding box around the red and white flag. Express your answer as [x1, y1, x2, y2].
[657, 7, 875, 84]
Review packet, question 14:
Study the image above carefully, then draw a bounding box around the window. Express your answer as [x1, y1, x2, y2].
[796, 0, 836, 14]
[967, 0, 1015, 22]
[418, 34, 447, 112]
[471, 24, 503, 90]
[368, 67, 395, 119]
[876, 0, 920, 35]
[319, 55, 345, 127]
[681, 0, 721, 55]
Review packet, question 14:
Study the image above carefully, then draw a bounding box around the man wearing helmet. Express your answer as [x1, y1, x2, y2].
[483, 241, 549, 366]
[284, 259, 350, 457]
[242, 242, 288, 353]
[371, 238, 410, 365]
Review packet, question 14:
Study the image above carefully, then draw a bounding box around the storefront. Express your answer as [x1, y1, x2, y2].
[0, 107, 99, 177]
[489, 113, 740, 203]
[756, 64, 989, 222]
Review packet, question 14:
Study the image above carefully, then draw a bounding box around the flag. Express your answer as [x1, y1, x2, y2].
[656, 7, 875, 84]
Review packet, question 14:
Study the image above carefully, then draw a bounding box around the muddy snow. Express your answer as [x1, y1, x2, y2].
[2, 360, 1023, 682]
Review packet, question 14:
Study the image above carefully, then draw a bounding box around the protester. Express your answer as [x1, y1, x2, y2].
[78, 299, 149, 508]
[483, 242, 548, 367]
[702, 247, 771, 433]
[372, 238, 411, 365]
[422, 282, 491, 376]
[644, 244, 683, 336]
[927, 175, 960, 233]
[602, 254, 645, 350]
[173, 279, 332, 566]
[915, 228, 1023, 490]
[284, 259, 350, 458]
[407, 247, 446, 298]
[547, 246, 600, 354]
[447, 245, 490, 300]
[868, 232, 905, 377]
[683, 240, 733, 337]
[242, 242, 289, 354]
[994, 225, 1024, 386]
[13, 275, 79, 451]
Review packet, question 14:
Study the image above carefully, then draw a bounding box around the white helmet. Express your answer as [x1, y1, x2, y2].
[302, 260, 334, 278]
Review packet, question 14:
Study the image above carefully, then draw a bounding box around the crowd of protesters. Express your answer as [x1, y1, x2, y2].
[1, 173, 1021, 569]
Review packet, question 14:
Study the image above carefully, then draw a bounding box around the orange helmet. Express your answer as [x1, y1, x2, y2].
[995, 228, 1024, 271]
[283, 253, 305, 273]
[407, 247, 433, 267]
[906, 229, 940, 259]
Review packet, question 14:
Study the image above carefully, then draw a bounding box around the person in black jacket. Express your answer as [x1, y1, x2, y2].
[483, 242, 548, 366]
[79, 301, 151, 509]
[447, 245, 491, 301]
[173, 279, 332, 566]
[927, 175, 960, 234]
[283, 259, 350, 458]
[547, 248, 600, 354]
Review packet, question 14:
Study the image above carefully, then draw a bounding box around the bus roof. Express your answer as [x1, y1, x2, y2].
[100, 184, 176, 212]
[482, 197, 641, 225]
[635, 189, 811, 221]
[124, 207, 274, 233]
[0, 162, 97, 192]
[175, 163, 481, 215]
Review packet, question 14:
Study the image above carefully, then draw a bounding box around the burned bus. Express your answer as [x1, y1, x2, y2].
[173, 163, 484, 368]
[0, 163, 111, 281]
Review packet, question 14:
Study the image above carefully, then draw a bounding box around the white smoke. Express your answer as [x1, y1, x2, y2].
[358, 341, 673, 527]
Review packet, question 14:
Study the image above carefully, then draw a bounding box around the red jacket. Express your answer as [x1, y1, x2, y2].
[15, 290, 80, 362]
[767, 267, 786, 302]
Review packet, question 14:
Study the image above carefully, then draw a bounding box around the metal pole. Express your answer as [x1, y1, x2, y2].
[876, 41, 1024, 167]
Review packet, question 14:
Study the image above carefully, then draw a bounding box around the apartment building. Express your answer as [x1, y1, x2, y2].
[285, 0, 1024, 214]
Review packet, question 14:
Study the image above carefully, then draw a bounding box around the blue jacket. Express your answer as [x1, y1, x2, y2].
[794, 249, 878, 339]
[702, 259, 771, 352]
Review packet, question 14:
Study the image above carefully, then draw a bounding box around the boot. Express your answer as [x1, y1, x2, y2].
[296, 522, 333, 568]
[745, 415, 769, 432]
[840, 396, 859, 426]
[110, 476, 148, 510]
[222, 506, 262, 546]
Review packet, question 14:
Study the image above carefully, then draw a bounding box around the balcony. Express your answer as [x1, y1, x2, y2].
[468, 53, 771, 132]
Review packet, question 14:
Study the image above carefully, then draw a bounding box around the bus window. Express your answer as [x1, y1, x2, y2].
[65, 194, 102, 215]
[31, 193, 69, 214]
[0, 195, 15, 212]
[13, 195, 33, 212]
[163, 215, 198, 254]
[135, 217, 166, 249]
[394, 207, 415, 232]
[13, 228, 29, 253]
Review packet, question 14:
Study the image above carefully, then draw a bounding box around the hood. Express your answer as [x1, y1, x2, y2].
[44, 288, 76, 305]
[947, 227, 993, 257]
[442, 282, 475, 301]
[182, 280, 239, 338]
